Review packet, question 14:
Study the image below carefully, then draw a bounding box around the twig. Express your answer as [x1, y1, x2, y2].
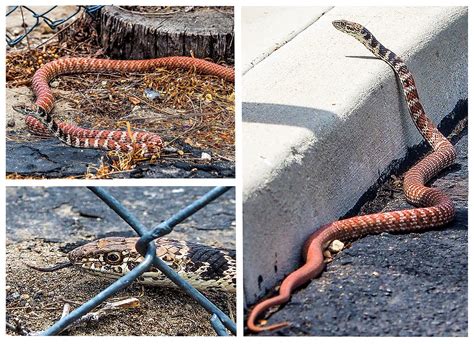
[61, 303, 71, 319]
[19, 7, 31, 51]
[36, 16, 80, 49]
[61, 297, 141, 332]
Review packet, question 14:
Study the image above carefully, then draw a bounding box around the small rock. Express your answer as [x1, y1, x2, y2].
[11, 292, 20, 299]
[323, 250, 332, 258]
[201, 152, 212, 161]
[51, 81, 60, 88]
[144, 88, 161, 101]
[372, 271, 380, 277]
[328, 240, 344, 253]
[7, 118, 15, 127]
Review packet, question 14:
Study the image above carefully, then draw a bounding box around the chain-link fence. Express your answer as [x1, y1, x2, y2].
[6, 5, 103, 47]
[34, 186, 236, 336]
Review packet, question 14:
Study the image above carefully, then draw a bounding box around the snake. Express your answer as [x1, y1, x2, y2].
[246, 20, 457, 332]
[28, 236, 236, 293]
[14, 56, 234, 157]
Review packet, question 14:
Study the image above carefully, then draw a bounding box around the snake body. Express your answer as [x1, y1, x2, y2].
[18, 56, 234, 157]
[247, 20, 457, 332]
[67, 237, 236, 293]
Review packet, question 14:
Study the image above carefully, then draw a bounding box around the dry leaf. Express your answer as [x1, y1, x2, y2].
[128, 96, 141, 105]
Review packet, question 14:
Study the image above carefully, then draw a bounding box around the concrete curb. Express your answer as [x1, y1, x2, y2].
[242, 7, 332, 74]
[242, 7, 468, 305]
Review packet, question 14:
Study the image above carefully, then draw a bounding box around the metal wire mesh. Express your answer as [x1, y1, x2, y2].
[39, 186, 236, 336]
[6, 5, 103, 47]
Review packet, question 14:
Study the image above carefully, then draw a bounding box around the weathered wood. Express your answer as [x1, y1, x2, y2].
[98, 6, 234, 62]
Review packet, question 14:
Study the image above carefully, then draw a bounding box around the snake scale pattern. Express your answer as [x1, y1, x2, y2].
[17, 56, 234, 157]
[68, 237, 236, 293]
[247, 20, 457, 332]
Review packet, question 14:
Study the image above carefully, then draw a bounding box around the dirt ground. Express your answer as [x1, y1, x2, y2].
[6, 187, 236, 336]
[6, 240, 235, 336]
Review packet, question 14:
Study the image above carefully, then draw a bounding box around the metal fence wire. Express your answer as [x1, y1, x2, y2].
[39, 186, 236, 336]
[6, 5, 103, 47]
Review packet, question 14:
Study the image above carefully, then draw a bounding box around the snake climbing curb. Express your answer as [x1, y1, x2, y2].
[28, 237, 236, 293]
[14, 56, 235, 157]
[246, 20, 457, 332]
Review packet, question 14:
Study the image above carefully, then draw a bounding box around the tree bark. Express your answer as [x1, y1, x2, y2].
[98, 6, 234, 62]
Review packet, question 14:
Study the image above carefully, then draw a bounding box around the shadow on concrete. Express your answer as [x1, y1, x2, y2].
[243, 102, 339, 134]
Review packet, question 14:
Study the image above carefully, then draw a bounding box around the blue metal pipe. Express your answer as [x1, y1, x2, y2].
[210, 314, 229, 336]
[135, 186, 232, 256]
[88, 186, 149, 236]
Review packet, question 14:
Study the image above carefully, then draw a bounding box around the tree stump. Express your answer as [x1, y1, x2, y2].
[98, 6, 234, 62]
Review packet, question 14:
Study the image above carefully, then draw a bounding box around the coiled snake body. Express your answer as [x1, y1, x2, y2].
[15, 56, 235, 157]
[247, 20, 457, 332]
[31, 237, 236, 293]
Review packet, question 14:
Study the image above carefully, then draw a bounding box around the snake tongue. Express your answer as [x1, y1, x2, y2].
[25, 261, 73, 272]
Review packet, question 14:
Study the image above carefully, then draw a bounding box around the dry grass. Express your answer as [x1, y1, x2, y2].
[6, 14, 235, 178]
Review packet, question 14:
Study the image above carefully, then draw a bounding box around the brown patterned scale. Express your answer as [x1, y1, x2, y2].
[29, 237, 236, 293]
[247, 20, 457, 332]
[67, 237, 236, 292]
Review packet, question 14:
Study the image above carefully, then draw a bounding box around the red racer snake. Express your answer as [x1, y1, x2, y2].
[247, 20, 457, 332]
[14, 56, 234, 157]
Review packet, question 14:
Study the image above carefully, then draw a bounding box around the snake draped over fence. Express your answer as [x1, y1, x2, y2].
[246, 20, 457, 333]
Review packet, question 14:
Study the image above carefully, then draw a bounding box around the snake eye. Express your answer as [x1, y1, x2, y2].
[104, 252, 122, 265]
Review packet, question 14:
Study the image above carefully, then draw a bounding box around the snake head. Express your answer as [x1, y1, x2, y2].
[12, 104, 44, 117]
[68, 237, 140, 277]
[332, 19, 365, 36]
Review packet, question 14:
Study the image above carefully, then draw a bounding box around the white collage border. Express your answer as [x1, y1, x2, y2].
[1, 0, 472, 343]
